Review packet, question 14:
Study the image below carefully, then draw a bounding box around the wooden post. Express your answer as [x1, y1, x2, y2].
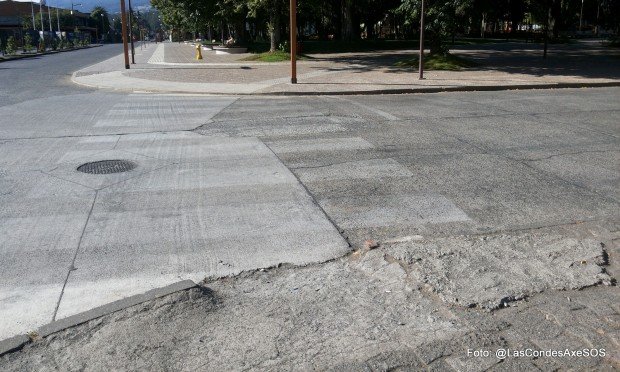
[128, 0, 135, 64]
[290, 0, 297, 84]
[120, 0, 130, 69]
[419, 0, 425, 80]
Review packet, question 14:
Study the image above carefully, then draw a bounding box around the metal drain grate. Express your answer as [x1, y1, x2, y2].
[77, 160, 137, 175]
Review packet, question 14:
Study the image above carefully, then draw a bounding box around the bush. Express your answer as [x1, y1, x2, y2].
[6, 36, 16, 55]
[38, 38, 45, 53]
[278, 40, 289, 53]
[51, 38, 58, 51]
[23, 34, 33, 52]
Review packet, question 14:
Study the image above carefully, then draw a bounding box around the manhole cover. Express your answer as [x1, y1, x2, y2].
[77, 160, 137, 174]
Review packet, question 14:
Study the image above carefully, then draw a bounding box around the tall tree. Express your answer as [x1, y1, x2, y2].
[91, 6, 110, 41]
[248, 0, 287, 51]
[398, 0, 473, 55]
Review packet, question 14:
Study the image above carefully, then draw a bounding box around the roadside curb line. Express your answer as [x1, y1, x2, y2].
[70, 71, 620, 96]
[0, 44, 103, 63]
[0, 280, 197, 356]
[260, 81, 620, 96]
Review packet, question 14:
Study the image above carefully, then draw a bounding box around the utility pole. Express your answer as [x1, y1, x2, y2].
[48, 4, 52, 33]
[30, 1, 36, 31]
[419, 0, 425, 80]
[290, 0, 297, 84]
[120, 0, 130, 69]
[39, 0, 44, 37]
[56, 4, 60, 37]
[101, 13, 105, 43]
[128, 0, 135, 64]
[71, 3, 81, 38]
[579, 0, 584, 31]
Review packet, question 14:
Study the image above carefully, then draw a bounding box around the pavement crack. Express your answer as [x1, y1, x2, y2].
[261, 140, 352, 250]
[520, 149, 618, 162]
[37, 170, 96, 191]
[112, 136, 121, 150]
[52, 190, 99, 321]
[0, 129, 195, 142]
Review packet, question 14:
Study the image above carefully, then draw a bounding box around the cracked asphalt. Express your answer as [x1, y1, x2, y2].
[1, 48, 619, 370]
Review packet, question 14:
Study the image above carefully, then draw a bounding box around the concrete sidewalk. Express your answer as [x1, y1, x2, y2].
[72, 41, 620, 95]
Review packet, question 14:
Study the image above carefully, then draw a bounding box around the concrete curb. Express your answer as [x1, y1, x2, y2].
[260, 81, 620, 96]
[0, 44, 102, 63]
[70, 69, 620, 96]
[0, 280, 197, 356]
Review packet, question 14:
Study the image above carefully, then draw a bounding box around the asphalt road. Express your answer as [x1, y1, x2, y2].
[0, 48, 619, 370]
[0, 45, 122, 107]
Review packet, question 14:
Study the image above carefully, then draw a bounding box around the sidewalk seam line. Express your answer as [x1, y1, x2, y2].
[262, 140, 352, 249]
[52, 190, 99, 321]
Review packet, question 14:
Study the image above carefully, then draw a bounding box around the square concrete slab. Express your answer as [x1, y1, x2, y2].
[0, 170, 95, 339]
[53, 133, 350, 319]
[319, 193, 471, 229]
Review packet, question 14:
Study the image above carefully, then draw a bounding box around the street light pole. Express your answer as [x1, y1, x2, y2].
[100, 13, 105, 43]
[579, 0, 584, 31]
[30, 1, 36, 31]
[419, 0, 425, 80]
[290, 0, 297, 84]
[48, 3, 52, 32]
[56, 5, 60, 36]
[120, 0, 130, 69]
[39, 1, 44, 37]
[71, 2, 81, 38]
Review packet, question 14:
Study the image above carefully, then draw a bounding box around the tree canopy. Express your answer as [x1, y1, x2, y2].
[150, 0, 618, 53]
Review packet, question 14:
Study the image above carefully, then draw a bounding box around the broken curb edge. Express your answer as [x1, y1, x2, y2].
[0, 280, 197, 356]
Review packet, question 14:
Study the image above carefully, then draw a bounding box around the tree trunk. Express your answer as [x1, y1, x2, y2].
[340, 0, 354, 41]
[365, 18, 375, 39]
[269, 13, 280, 52]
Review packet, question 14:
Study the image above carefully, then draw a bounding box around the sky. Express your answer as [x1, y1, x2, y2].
[9, 0, 151, 13]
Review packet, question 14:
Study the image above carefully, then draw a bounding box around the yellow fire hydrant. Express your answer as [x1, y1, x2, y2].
[195, 44, 203, 60]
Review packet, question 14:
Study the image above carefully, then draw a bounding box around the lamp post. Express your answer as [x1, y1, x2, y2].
[100, 13, 105, 43]
[56, 4, 60, 36]
[71, 2, 81, 40]
[47, 3, 52, 32]
[30, 1, 36, 31]
[579, 0, 584, 32]
[39, 0, 44, 38]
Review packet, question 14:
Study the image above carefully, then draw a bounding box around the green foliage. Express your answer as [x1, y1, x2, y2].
[395, 53, 477, 70]
[151, 0, 617, 55]
[38, 38, 46, 53]
[301, 39, 418, 53]
[23, 34, 33, 52]
[6, 36, 16, 55]
[240, 50, 305, 62]
[91, 6, 111, 41]
[397, 0, 473, 55]
[278, 40, 289, 52]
